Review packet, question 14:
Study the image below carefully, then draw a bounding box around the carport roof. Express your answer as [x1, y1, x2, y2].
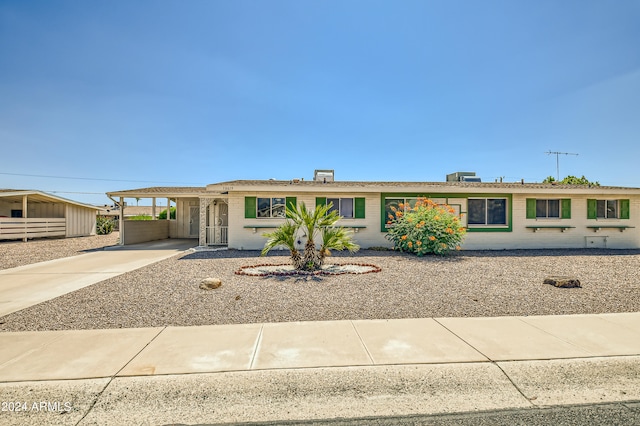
[107, 187, 206, 198]
[0, 190, 100, 210]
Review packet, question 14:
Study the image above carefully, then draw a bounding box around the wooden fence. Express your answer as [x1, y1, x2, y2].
[0, 218, 66, 240]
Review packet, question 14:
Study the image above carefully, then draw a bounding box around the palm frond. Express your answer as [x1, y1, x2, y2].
[321, 227, 360, 253]
[261, 221, 298, 256]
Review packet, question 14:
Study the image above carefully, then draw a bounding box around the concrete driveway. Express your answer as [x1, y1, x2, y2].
[0, 239, 196, 317]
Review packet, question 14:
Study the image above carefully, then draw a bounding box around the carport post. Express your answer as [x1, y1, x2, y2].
[152, 198, 156, 220]
[22, 195, 28, 242]
[119, 197, 125, 245]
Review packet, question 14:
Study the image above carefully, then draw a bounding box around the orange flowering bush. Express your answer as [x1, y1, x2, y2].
[386, 198, 466, 256]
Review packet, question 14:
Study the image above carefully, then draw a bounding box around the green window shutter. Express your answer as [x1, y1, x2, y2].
[355, 197, 366, 219]
[285, 197, 297, 211]
[587, 199, 597, 219]
[316, 197, 326, 208]
[526, 199, 536, 219]
[561, 199, 571, 219]
[244, 197, 256, 219]
[620, 199, 630, 219]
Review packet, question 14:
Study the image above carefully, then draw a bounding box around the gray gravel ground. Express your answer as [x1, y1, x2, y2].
[0, 247, 639, 332]
[0, 233, 119, 270]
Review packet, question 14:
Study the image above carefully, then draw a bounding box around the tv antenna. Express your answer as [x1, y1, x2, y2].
[546, 151, 578, 181]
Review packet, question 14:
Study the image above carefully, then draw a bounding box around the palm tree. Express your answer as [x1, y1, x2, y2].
[261, 202, 359, 271]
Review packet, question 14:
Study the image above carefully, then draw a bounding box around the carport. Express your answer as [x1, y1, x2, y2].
[106, 187, 206, 245]
[0, 190, 98, 241]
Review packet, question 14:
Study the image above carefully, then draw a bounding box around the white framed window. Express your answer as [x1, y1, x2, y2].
[257, 197, 286, 218]
[327, 198, 354, 218]
[597, 200, 618, 219]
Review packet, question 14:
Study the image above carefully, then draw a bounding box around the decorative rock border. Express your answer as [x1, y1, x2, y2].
[235, 263, 382, 277]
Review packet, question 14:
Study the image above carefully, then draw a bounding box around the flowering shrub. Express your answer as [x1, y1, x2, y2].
[385, 198, 466, 256]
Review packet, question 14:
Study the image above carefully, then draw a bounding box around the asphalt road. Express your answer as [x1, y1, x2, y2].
[200, 402, 640, 426]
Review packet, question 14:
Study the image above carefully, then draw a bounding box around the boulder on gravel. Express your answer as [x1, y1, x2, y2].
[543, 276, 581, 288]
[200, 278, 222, 290]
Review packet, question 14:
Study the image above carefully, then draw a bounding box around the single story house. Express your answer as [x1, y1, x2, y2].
[107, 171, 640, 250]
[0, 190, 99, 241]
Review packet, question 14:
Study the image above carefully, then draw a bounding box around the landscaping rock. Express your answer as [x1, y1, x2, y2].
[543, 276, 581, 288]
[200, 278, 222, 290]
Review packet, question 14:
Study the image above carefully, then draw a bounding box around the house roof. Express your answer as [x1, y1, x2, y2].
[106, 180, 640, 198]
[0, 190, 100, 210]
[205, 180, 640, 195]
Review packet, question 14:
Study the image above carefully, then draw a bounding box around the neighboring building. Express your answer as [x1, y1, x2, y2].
[0, 190, 99, 241]
[107, 171, 640, 250]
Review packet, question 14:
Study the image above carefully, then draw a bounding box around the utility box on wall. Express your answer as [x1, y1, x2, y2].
[585, 236, 607, 248]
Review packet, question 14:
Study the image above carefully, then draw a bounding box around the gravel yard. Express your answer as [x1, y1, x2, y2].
[1, 247, 639, 332]
[0, 233, 120, 270]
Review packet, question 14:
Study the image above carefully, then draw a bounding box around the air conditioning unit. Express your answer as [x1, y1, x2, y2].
[447, 171, 481, 182]
[314, 169, 334, 182]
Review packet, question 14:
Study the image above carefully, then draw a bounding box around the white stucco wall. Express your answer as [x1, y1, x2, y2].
[123, 220, 169, 245]
[226, 191, 640, 251]
[462, 194, 639, 250]
[228, 192, 388, 250]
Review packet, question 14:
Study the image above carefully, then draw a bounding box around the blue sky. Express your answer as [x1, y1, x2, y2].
[1, 0, 640, 205]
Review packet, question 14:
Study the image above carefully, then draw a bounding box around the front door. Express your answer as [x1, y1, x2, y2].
[189, 206, 199, 237]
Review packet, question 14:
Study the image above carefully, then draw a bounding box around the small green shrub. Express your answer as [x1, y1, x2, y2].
[96, 216, 115, 235]
[158, 207, 176, 220]
[128, 215, 153, 220]
[385, 198, 466, 256]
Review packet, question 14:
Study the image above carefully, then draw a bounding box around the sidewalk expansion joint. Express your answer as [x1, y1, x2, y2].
[349, 320, 375, 365]
[74, 326, 167, 426]
[431, 318, 535, 407]
[249, 324, 264, 370]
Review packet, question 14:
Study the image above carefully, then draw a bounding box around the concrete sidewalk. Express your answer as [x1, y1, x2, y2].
[0, 239, 195, 317]
[1, 313, 639, 424]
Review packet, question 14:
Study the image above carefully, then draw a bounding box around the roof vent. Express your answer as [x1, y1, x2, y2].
[314, 169, 334, 182]
[446, 171, 481, 182]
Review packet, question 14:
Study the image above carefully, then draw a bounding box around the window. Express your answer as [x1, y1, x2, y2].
[468, 198, 507, 226]
[244, 197, 296, 219]
[597, 200, 617, 218]
[381, 196, 462, 232]
[384, 197, 462, 229]
[327, 198, 354, 218]
[11, 210, 23, 218]
[587, 199, 630, 220]
[537, 200, 560, 218]
[384, 197, 418, 227]
[257, 197, 286, 218]
[317, 197, 365, 218]
[527, 199, 571, 219]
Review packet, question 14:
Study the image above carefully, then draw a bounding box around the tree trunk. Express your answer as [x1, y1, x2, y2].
[303, 240, 320, 271]
[318, 248, 330, 269]
[290, 250, 303, 270]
